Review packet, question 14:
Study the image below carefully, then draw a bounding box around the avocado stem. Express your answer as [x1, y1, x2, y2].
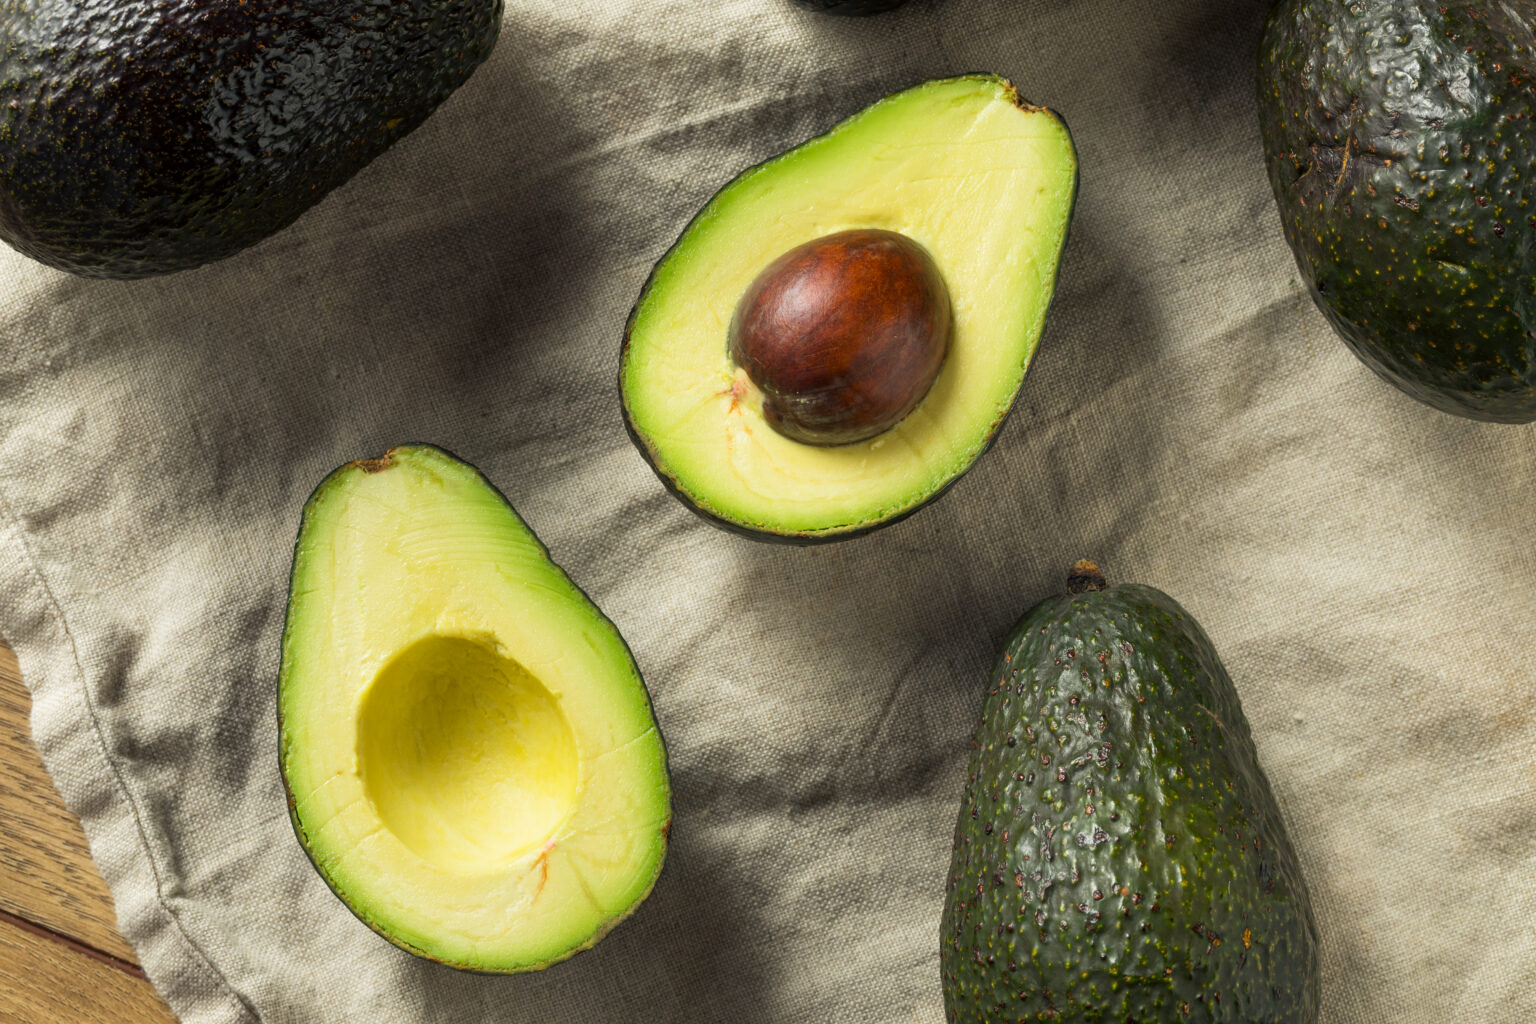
[1066, 560, 1108, 594]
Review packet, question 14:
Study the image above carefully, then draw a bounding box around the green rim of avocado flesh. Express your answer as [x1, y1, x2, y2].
[279, 445, 670, 972]
[621, 74, 1078, 542]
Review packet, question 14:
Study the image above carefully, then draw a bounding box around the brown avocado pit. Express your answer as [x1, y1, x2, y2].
[728, 228, 951, 446]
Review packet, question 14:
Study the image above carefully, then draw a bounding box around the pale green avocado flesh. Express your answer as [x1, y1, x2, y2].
[622, 75, 1078, 540]
[279, 445, 670, 972]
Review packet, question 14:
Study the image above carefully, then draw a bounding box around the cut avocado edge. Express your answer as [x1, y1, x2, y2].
[620, 394, 1023, 544]
[620, 74, 1079, 543]
[282, 791, 671, 974]
[277, 444, 672, 973]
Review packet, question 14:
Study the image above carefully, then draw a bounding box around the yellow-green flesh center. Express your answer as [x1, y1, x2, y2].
[357, 636, 579, 871]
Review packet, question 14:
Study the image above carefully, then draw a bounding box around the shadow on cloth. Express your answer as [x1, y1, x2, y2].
[372, 827, 779, 1021]
[704, 191, 1172, 811]
[1156, 0, 1270, 108]
[20, 29, 618, 483]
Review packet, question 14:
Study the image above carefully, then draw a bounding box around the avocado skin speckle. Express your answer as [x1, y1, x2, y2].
[941, 569, 1319, 1023]
[1258, 0, 1536, 421]
[0, 0, 501, 279]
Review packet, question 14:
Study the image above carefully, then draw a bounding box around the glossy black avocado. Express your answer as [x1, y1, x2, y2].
[942, 563, 1318, 1023]
[0, 0, 501, 278]
[1259, 0, 1536, 421]
[792, 0, 909, 15]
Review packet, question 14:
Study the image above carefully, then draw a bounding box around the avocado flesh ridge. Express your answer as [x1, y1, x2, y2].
[624, 76, 1077, 535]
[280, 446, 669, 971]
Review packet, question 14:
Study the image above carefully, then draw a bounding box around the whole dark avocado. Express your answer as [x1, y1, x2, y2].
[0, 0, 501, 278]
[1259, 0, 1536, 421]
[942, 563, 1318, 1023]
[792, 0, 909, 14]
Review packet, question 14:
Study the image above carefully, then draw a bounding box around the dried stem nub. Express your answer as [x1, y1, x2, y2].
[1066, 560, 1108, 594]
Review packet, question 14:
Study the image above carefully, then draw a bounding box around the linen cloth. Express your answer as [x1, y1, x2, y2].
[1, 0, 1533, 1020]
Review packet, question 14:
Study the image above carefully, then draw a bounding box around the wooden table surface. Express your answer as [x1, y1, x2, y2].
[0, 638, 178, 1023]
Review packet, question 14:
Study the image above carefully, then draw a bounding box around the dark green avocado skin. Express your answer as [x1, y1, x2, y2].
[792, 0, 909, 14]
[0, 0, 501, 278]
[1259, 0, 1536, 421]
[941, 570, 1319, 1023]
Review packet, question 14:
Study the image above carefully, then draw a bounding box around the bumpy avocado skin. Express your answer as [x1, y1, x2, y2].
[0, 0, 501, 278]
[792, 0, 908, 14]
[1259, 0, 1536, 421]
[942, 569, 1318, 1022]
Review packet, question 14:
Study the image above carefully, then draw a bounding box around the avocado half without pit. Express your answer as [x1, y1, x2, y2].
[621, 75, 1078, 541]
[279, 445, 670, 972]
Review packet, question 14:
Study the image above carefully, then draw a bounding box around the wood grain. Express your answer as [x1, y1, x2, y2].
[0, 641, 139, 963]
[0, 637, 183, 1022]
[0, 910, 175, 1024]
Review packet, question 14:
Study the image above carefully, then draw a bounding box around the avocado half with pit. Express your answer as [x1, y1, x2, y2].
[621, 75, 1078, 542]
[278, 445, 670, 972]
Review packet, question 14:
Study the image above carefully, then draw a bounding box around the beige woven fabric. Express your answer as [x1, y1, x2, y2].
[1, 0, 1533, 1020]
